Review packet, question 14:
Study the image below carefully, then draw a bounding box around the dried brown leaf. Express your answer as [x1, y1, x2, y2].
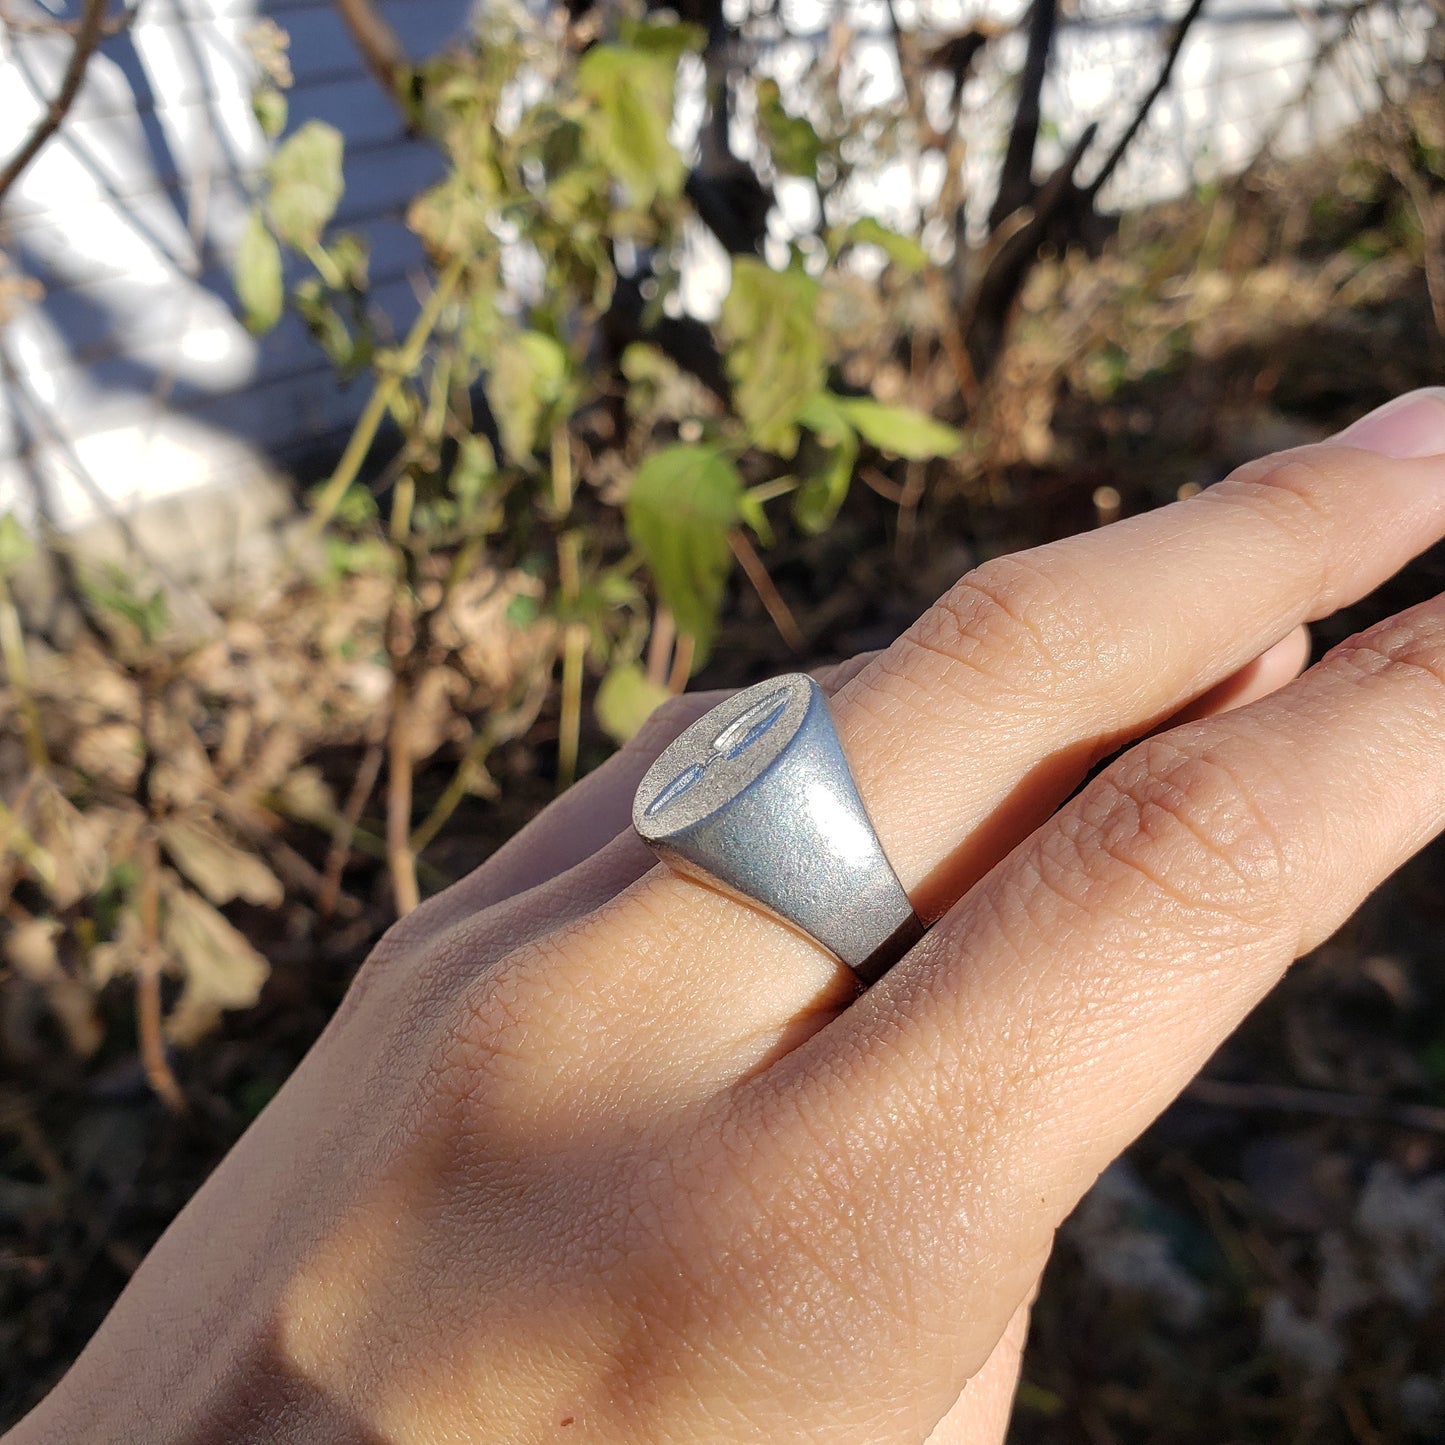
[3, 917, 103, 1056]
[160, 881, 269, 1046]
[159, 817, 284, 907]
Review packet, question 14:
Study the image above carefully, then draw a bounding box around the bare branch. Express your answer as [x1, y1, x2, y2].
[989, 0, 1058, 232]
[0, 1, 136, 37]
[0, 0, 110, 204]
[331, 0, 410, 106]
[965, 121, 1098, 382]
[1085, 0, 1209, 201]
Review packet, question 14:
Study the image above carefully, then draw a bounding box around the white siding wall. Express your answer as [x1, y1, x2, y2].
[0, 0, 471, 548]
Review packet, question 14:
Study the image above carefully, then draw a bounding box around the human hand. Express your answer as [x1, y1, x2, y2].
[11, 388, 1445, 1444]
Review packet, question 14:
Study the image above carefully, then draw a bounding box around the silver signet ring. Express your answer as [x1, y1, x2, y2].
[632, 673, 924, 984]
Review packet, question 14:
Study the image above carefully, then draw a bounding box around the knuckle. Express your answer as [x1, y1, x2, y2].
[1325, 610, 1445, 696]
[1043, 734, 1294, 936]
[906, 551, 1109, 699]
[1205, 455, 1337, 596]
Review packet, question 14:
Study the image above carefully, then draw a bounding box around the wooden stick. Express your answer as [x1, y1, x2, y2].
[136, 832, 185, 1114]
[319, 739, 384, 918]
[385, 673, 419, 915]
[728, 529, 804, 652]
[645, 608, 677, 690]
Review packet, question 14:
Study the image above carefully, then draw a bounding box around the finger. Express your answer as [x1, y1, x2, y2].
[844, 425, 1445, 915]
[924, 1292, 1035, 1445]
[723, 586, 1445, 1436]
[1162, 621, 1310, 725]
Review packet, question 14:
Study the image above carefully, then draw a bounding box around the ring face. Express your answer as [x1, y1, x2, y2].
[633, 674, 922, 983]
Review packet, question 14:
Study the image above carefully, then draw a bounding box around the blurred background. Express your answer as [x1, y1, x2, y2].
[1, 0, 1443, 1437]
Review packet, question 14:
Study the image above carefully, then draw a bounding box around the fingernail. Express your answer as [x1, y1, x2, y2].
[1332, 387, 1445, 459]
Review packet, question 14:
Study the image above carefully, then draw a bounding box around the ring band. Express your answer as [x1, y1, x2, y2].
[632, 674, 924, 984]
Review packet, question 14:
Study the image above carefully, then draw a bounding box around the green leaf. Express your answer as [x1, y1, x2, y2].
[323, 232, 370, 289]
[793, 429, 858, 535]
[830, 216, 928, 272]
[721, 259, 826, 457]
[408, 172, 495, 260]
[595, 662, 672, 744]
[234, 207, 283, 334]
[756, 78, 822, 179]
[449, 434, 497, 519]
[617, 18, 704, 64]
[293, 277, 365, 376]
[506, 592, 540, 626]
[486, 331, 570, 460]
[798, 390, 855, 445]
[738, 487, 775, 547]
[625, 445, 742, 650]
[0, 512, 36, 579]
[267, 120, 344, 248]
[252, 85, 288, 141]
[577, 45, 685, 209]
[835, 398, 964, 459]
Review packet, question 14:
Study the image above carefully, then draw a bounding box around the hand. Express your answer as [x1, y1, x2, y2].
[12, 388, 1445, 1444]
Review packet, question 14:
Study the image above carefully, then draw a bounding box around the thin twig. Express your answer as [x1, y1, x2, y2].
[555, 530, 585, 791]
[302, 256, 464, 546]
[331, 0, 411, 107]
[556, 624, 587, 792]
[1392, 161, 1445, 341]
[645, 608, 677, 690]
[408, 674, 548, 857]
[0, 0, 110, 203]
[1186, 1077, 1445, 1135]
[318, 739, 383, 918]
[728, 528, 803, 651]
[0, 574, 48, 770]
[667, 634, 695, 693]
[859, 465, 904, 504]
[384, 671, 419, 915]
[924, 268, 981, 408]
[135, 832, 185, 1114]
[1085, 0, 1209, 201]
[0, 1, 136, 36]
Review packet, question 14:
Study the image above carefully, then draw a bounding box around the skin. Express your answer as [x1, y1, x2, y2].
[9, 386, 1445, 1444]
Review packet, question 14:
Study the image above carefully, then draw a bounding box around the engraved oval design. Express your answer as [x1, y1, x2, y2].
[712, 689, 789, 759]
[644, 761, 706, 818]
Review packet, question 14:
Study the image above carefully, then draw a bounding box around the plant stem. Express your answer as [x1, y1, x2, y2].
[550, 422, 573, 516]
[728, 528, 803, 651]
[303, 239, 347, 291]
[408, 666, 549, 856]
[0, 788, 55, 891]
[390, 474, 415, 544]
[557, 623, 587, 791]
[385, 669, 420, 915]
[555, 528, 585, 791]
[318, 738, 384, 917]
[667, 634, 695, 693]
[645, 608, 676, 689]
[0, 575, 48, 771]
[305, 256, 464, 540]
[136, 832, 185, 1114]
